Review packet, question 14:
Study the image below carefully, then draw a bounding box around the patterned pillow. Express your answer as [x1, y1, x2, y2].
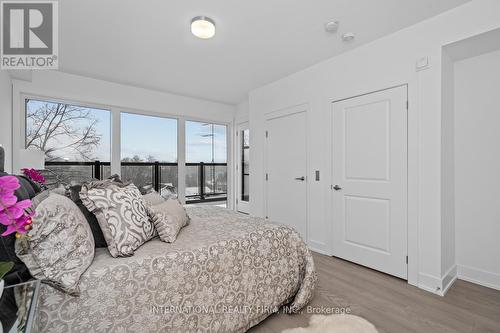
[15, 193, 95, 295]
[80, 182, 155, 257]
[147, 198, 190, 243]
[142, 190, 166, 207]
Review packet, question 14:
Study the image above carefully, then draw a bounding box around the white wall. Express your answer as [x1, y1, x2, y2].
[454, 49, 500, 291]
[0, 71, 12, 173]
[248, 0, 500, 293]
[235, 100, 249, 124]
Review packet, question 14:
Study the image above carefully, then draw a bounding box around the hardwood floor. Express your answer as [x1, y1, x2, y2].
[250, 252, 500, 333]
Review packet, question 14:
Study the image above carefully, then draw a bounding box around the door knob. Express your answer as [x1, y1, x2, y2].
[333, 185, 342, 191]
[295, 176, 305, 181]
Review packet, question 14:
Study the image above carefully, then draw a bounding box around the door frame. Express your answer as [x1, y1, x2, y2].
[327, 84, 409, 278]
[264, 104, 310, 241]
[235, 122, 250, 214]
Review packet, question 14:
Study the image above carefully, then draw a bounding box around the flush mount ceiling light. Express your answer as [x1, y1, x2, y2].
[324, 21, 339, 33]
[342, 32, 356, 42]
[191, 16, 216, 39]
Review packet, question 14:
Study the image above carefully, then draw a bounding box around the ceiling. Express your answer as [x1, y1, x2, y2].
[59, 0, 470, 104]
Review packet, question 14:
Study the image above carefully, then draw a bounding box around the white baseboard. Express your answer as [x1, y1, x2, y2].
[418, 272, 443, 295]
[417, 266, 457, 296]
[308, 240, 328, 255]
[441, 265, 458, 295]
[457, 264, 500, 291]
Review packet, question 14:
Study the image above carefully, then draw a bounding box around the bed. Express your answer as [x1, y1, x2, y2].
[38, 206, 317, 332]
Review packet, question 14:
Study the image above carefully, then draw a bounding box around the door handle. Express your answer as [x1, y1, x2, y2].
[295, 176, 305, 181]
[333, 185, 342, 191]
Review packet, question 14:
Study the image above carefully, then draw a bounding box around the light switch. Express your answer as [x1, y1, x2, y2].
[315, 170, 320, 181]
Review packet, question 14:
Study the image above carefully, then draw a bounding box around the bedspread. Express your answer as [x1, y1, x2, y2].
[38, 206, 316, 332]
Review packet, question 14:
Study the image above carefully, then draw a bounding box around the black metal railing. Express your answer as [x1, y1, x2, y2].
[44, 161, 111, 184]
[44, 161, 227, 203]
[185, 162, 227, 203]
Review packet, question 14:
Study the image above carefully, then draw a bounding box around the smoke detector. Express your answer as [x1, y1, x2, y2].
[324, 21, 339, 33]
[342, 32, 355, 42]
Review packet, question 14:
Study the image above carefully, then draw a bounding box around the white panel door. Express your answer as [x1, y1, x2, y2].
[266, 110, 307, 239]
[332, 86, 407, 279]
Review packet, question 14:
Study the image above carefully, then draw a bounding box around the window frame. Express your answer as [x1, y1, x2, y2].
[18, 93, 232, 206]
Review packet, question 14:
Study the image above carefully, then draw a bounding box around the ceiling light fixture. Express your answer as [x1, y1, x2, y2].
[191, 16, 216, 39]
[324, 21, 339, 33]
[342, 32, 355, 42]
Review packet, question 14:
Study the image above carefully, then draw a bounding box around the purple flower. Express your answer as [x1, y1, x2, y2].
[0, 193, 17, 207]
[0, 177, 21, 209]
[0, 176, 20, 196]
[1, 211, 33, 236]
[0, 176, 33, 237]
[0, 199, 32, 221]
[22, 168, 46, 185]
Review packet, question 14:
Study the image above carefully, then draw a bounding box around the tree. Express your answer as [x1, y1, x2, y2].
[120, 155, 178, 195]
[121, 155, 143, 163]
[26, 101, 102, 161]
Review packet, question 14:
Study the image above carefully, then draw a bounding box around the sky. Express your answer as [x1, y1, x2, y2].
[26, 100, 227, 163]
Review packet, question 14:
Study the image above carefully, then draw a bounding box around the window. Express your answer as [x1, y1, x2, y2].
[121, 112, 178, 195]
[25, 98, 111, 183]
[185, 121, 227, 203]
[24, 98, 228, 205]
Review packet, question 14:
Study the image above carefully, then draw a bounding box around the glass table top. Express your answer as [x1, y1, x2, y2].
[0, 280, 40, 333]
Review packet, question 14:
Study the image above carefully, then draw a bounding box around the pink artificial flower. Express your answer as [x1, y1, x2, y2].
[22, 168, 46, 184]
[0, 176, 20, 196]
[0, 176, 33, 237]
[0, 199, 31, 223]
[0, 176, 21, 208]
[1, 213, 33, 236]
[0, 193, 17, 207]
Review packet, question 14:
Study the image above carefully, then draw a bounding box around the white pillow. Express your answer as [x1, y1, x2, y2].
[142, 190, 165, 206]
[147, 199, 190, 243]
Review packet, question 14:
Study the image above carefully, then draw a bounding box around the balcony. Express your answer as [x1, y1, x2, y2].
[44, 161, 227, 204]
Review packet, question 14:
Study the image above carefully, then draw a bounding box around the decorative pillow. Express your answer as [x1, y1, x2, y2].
[147, 198, 190, 243]
[142, 190, 166, 207]
[68, 176, 129, 248]
[15, 193, 95, 295]
[80, 182, 155, 257]
[141, 186, 176, 200]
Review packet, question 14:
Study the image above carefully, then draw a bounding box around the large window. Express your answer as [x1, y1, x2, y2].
[121, 112, 177, 195]
[185, 121, 227, 203]
[24, 98, 228, 205]
[25, 99, 111, 184]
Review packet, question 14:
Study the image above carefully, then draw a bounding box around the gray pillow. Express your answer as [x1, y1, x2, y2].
[16, 193, 95, 295]
[142, 190, 166, 207]
[147, 199, 190, 243]
[80, 182, 155, 257]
